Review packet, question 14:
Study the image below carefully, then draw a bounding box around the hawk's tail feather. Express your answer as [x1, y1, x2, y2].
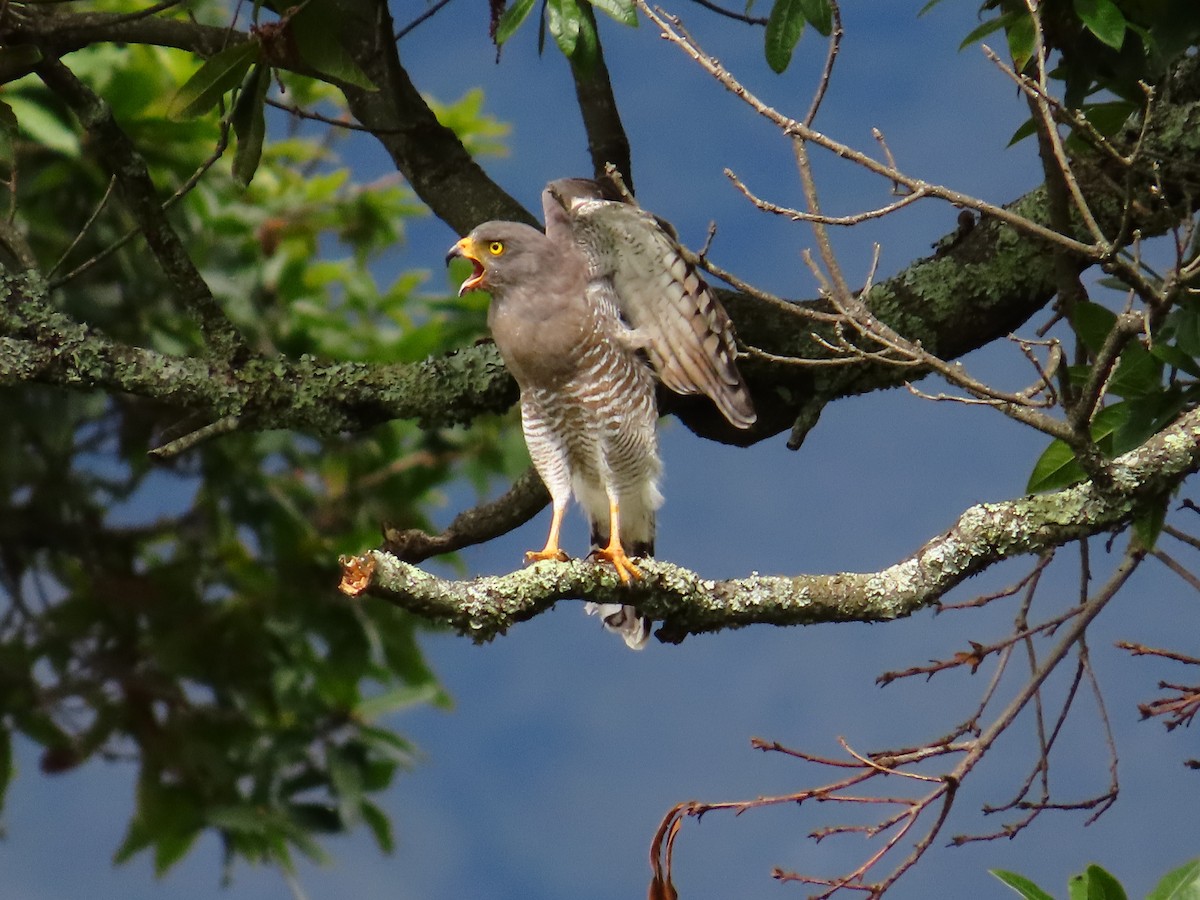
[588, 528, 653, 650]
[585, 603, 651, 649]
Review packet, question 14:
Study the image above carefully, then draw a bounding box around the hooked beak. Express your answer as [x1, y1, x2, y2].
[446, 236, 486, 297]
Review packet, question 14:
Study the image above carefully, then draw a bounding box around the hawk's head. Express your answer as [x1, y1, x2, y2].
[446, 222, 551, 298]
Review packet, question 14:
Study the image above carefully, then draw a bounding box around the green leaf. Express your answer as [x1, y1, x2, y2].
[1091, 401, 1133, 444]
[1133, 496, 1167, 549]
[800, 0, 832, 36]
[168, 41, 261, 120]
[361, 800, 395, 854]
[1006, 10, 1036, 71]
[1150, 342, 1200, 379]
[328, 745, 364, 827]
[208, 805, 272, 835]
[115, 775, 202, 875]
[1008, 115, 1039, 146]
[587, 0, 637, 27]
[354, 682, 444, 720]
[1027, 403, 1130, 492]
[4, 96, 79, 155]
[1148, 858, 1200, 900]
[496, 0, 539, 43]
[1028, 438, 1084, 493]
[290, 1, 377, 91]
[1169, 303, 1200, 358]
[1084, 864, 1129, 900]
[1071, 301, 1118, 355]
[570, 4, 600, 69]
[1112, 389, 1184, 455]
[358, 724, 419, 765]
[1073, 0, 1127, 50]
[546, 0, 583, 58]
[154, 828, 200, 876]
[1080, 101, 1136, 137]
[765, 0, 806, 73]
[959, 13, 1011, 50]
[231, 63, 269, 186]
[1108, 342, 1162, 399]
[991, 869, 1057, 900]
[287, 802, 342, 834]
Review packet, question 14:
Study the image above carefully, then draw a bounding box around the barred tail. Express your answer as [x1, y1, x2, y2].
[584, 602, 651, 649]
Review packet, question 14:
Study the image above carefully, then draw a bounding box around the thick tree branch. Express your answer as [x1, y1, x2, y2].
[570, 5, 634, 189]
[7, 8, 1200, 455]
[382, 466, 550, 563]
[339, 406, 1200, 644]
[333, 0, 536, 234]
[0, 269, 517, 438]
[2, 3, 531, 234]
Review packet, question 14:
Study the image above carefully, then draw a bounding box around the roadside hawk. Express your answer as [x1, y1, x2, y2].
[447, 178, 755, 647]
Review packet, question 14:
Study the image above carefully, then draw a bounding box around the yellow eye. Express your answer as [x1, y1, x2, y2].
[488, 241, 504, 256]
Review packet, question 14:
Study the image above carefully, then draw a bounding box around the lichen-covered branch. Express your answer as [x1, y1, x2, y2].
[340, 406, 1200, 643]
[6, 7, 1200, 455]
[0, 269, 517, 437]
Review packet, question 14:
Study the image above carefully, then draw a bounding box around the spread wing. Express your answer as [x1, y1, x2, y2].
[543, 179, 757, 429]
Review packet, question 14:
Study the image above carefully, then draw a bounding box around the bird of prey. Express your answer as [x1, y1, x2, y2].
[447, 178, 755, 647]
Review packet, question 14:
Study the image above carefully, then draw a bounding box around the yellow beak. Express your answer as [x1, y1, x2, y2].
[446, 236, 486, 296]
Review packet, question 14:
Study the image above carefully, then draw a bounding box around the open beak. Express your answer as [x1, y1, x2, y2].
[446, 237, 486, 297]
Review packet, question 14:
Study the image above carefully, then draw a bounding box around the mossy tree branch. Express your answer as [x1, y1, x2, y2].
[4, 9, 1200, 454]
[341, 406, 1200, 644]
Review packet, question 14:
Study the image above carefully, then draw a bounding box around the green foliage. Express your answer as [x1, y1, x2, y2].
[1, 16, 523, 885]
[496, 0, 635, 67]
[492, 0, 835, 73]
[429, 89, 512, 159]
[1027, 292, 1200, 494]
[993, 859, 1200, 900]
[287, 0, 377, 90]
[993, 869, 1058, 900]
[956, 0, 1200, 105]
[168, 41, 262, 120]
[490, 0, 663, 71]
[1149, 859, 1200, 900]
[1073, 0, 1127, 51]
[765, 0, 808, 74]
[763, 0, 837, 72]
[230, 63, 269, 185]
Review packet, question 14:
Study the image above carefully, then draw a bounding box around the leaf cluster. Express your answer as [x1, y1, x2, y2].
[993, 857, 1200, 900]
[953, 0, 1200, 105]
[1028, 296, 1200, 497]
[491, 0, 834, 74]
[0, 17, 525, 880]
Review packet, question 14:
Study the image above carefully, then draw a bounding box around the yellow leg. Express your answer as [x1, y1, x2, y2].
[591, 496, 643, 584]
[525, 503, 570, 565]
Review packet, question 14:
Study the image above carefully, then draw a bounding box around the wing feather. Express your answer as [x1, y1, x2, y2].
[545, 180, 756, 429]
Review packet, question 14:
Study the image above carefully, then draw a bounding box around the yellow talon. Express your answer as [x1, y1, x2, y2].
[592, 543, 643, 584]
[525, 547, 569, 565]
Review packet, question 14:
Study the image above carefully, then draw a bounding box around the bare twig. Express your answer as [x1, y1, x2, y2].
[726, 168, 927, 225]
[637, 1, 1099, 259]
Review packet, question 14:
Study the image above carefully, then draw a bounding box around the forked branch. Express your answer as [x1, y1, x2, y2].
[648, 548, 1143, 898]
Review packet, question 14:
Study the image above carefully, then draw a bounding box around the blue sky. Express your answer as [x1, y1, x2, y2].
[5, 1, 1199, 899]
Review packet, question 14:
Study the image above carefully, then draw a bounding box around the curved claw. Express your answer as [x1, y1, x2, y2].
[591, 544, 643, 584]
[525, 547, 570, 565]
